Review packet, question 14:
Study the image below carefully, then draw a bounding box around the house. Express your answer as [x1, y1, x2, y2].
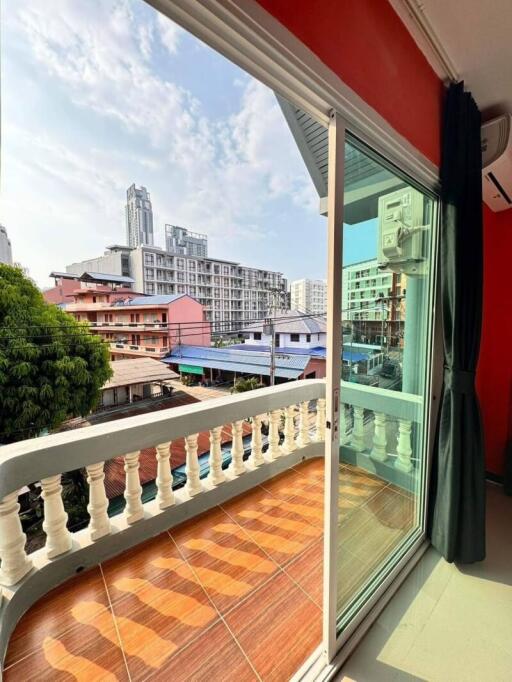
[2, 2, 511, 682]
[63, 280, 211, 360]
[98, 358, 179, 408]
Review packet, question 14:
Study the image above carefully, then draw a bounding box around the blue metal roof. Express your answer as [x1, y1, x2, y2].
[125, 294, 186, 306]
[163, 345, 309, 379]
[231, 343, 371, 363]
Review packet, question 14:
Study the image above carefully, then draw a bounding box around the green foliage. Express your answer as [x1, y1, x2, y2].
[0, 265, 112, 443]
[231, 376, 264, 394]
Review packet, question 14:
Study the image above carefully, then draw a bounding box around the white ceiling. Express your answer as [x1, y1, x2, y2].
[403, 0, 512, 120]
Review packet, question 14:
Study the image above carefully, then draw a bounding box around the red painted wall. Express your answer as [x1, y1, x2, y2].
[256, 0, 443, 165]
[477, 206, 512, 475]
[43, 278, 77, 305]
[168, 296, 211, 347]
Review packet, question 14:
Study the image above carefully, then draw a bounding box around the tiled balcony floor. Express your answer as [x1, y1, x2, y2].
[4, 458, 414, 681]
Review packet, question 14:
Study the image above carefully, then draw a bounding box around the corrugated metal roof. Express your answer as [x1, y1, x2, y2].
[82, 272, 135, 283]
[163, 345, 309, 379]
[240, 310, 326, 334]
[124, 294, 186, 306]
[103, 358, 178, 390]
[231, 343, 327, 357]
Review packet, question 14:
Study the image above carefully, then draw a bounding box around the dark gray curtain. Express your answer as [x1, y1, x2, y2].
[429, 81, 486, 563]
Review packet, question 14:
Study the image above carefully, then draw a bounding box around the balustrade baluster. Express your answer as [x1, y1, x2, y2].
[371, 412, 388, 462]
[395, 419, 413, 472]
[249, 415, 265, 467]
[296, 401, 311, 448]
[185, 434, 202, 496]
[339, 403, 350, 445]
[124, 452, 144, 524]
[155, 442, 174, 509]
[281, 405, 296, 454]
[207, 426, 226, 485]
[41, 475, 73, 559]
[351, 406, 365, 452]
[230, 420, 247, 476]
[86, 462, 111, 540]
[266, 410, 282, 460]
[0, 491, 32, 585]
[314, 398, 326, 442]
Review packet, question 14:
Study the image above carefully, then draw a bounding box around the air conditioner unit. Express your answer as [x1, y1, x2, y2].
[482, 114, 512, 212]
[377, 188, 429, 277]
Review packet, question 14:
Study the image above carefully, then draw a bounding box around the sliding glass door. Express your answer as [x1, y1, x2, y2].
[324, 125, 439, 649]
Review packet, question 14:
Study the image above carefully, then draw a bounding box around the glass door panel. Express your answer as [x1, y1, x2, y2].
[336, 135, 437, 633]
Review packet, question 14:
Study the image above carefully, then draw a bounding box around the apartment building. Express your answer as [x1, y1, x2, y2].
[290, 278, 327, 314]
[0, 225, 13, 265]
[342, 258, 405, 346]
[66, 244, 288, 332]
[165, 225, 208, 257]
[125, 184, 154, 247]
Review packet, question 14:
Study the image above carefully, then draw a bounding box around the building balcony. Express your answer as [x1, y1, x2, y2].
[0, 379, 423, 679]
[109, 343, 169, 357]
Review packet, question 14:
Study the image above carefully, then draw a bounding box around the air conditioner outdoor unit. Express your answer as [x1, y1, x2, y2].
[482, 114, 512, 212]
[377, 187, 429, 277]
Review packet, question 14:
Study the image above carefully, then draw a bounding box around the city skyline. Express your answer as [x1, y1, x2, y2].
[1, 0, 376, 289]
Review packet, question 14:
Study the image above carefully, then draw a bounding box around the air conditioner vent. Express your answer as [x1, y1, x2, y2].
[481, 114, 512, 212]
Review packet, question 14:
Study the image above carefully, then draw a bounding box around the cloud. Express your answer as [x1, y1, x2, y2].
[3, 0, 321, 284]
[156, 11, 183, 55]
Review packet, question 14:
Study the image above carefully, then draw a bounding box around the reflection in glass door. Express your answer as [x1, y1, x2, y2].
[335, 136, 437, 634]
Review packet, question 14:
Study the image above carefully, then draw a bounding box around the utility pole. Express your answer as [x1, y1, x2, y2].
[263, 317, 276, 386]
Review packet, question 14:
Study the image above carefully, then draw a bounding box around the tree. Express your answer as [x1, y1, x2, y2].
[0, 265, 112, 444]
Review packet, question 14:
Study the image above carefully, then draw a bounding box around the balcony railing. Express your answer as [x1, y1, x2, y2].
[339, 380, 423, 490]
[109, 343, 168, 356]
[0, 379, 326, 665]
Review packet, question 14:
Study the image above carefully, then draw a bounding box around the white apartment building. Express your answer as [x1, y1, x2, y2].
[290, 278, 326, 314]
[65, 244, 288, 332]
[342, 258, 393, 323]
[125, 184, 154, 247]
[0, 225, 13, 265]
[165, 225, 208, 257]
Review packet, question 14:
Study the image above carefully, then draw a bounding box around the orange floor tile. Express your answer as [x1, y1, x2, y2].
[3, 458, 415, 681]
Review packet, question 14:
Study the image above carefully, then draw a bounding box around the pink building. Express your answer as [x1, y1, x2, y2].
[66, 288, 211, 360]
[43, 275, 80, 306]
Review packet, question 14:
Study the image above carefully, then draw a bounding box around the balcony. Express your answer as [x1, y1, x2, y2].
[110, 343, 169, 357]
[0, 379, 422, 679]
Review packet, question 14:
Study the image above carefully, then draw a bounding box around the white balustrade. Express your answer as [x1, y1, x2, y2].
[339, 403, 350, 445]
[281, 405, 296, 455]
[249, 415, 265, 467]
[86, 462, 111, 541]
[395, 419, 414, 472]
[371, 412, 388, 462]
[123, 452, 144, 524]
[207, 426, 226, 485]
[266, 410, 282, 460]
[296, 401, 311, 448]
[155, 442, 175, 509]
[314, 398, 326, 442]
[0, 491, 32, 585]
[41, 475, 72, 559]
[351, 406, 365, 452]
[229, 420, 247, 476]
[185, 434, 202, 496]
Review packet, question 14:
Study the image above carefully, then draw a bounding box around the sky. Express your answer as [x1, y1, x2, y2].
[1, 0, 376, 289]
